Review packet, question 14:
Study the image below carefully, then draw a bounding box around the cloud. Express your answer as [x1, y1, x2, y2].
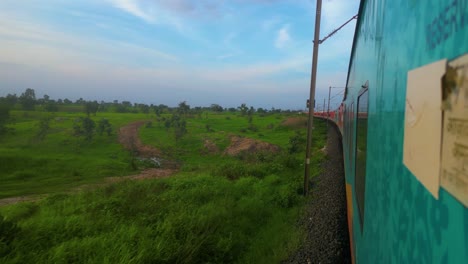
[109, 0, 155, 23]
[275, 24, 291, 49]
[198, 56, 309, 82]
[321, 0, 359, 32]
[216, 53, 238, 60]
[0, 14, 178, 73]
[261, 16, 282, 32]
[159, 0, 196, 14]
[0, 0, 360, 110]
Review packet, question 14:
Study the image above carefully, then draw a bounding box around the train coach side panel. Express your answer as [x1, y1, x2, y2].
[343, 0, 468, 263]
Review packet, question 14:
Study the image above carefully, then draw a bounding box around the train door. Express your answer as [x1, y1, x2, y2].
[355, 87, 369, 230]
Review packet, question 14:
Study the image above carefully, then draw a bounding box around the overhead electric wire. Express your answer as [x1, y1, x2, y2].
[318, 14, 358, 44]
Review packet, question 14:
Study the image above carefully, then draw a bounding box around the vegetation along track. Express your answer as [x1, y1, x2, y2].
[286, 122, 351, 263]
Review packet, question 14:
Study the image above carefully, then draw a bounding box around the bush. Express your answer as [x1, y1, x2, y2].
[97, 118, 112, 136]
[247, 124, 258, 132]
[35, 116, 51, 141]
[288, 131, 306, 154]
[73, 117, 97, 140]
[213, 162, 269, 180]
[213, 163, 247, 180]
[82, 117, 96, 141]
[205, 124, 214, 132]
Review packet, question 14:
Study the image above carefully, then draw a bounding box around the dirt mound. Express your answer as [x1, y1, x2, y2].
[202, 139, 219, 154]
[281, 117, 307, 128]
[224, 136, 280, 156]
[118, 121, 161, 157]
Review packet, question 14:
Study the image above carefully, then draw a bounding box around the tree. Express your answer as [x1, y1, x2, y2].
[164, 119, 171, 131]
[99, 101, 107, 112]
[19, 88, 36, 110]
[248, 106, 255, 115]
[36, 116, 51, 141]
[139, 104, 150, 114]
[177, 101, 190, 118]
[97, 118, 112, 136]
[238, 103, 248, 116]
[73, 117, 96, 141]
[115, 104, 129, 113]
[44, 102, 59, 112]
[73, 118, 83, 136]
[210, 104, 223, 112]
[5, 94, 18, 106]
[85, 101, 99, 116]
[122, 101, 132, 108]
[171, 115, 187, 141]
[0, 103, 11, 134]
[153, 105, 162, 117]
[163, 114, 188, 141]
[82, 117, 95, 141]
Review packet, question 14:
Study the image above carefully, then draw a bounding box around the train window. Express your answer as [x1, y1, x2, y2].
[355, 88, 368, 230]
[349, 103, 354, 169]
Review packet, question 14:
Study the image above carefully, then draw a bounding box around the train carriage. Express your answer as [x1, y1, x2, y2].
[336, 0, 468, 262]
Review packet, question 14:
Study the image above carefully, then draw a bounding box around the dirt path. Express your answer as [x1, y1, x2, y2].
[0, 121, 177, 207]
[118, 121, 162, 157]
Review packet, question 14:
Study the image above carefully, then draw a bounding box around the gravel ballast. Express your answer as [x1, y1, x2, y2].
[286, 122, 351, 264]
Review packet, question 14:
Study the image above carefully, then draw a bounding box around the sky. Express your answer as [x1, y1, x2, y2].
[0, 0, 360, 110]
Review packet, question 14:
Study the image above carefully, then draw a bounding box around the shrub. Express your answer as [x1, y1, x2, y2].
[97, 118, 112, 136]
[34, 116, 52, 141]
[288, 131, 306, 154]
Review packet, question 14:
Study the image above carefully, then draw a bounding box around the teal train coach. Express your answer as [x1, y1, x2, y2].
[321, 0, 468, 263]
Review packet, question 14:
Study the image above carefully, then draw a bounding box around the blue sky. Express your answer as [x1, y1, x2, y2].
[0, 0, 359, 109]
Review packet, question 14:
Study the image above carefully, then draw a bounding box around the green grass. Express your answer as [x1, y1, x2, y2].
[1, 174, 302, 263]
[0, 111, 154, 198]
[0, 110, 328, 263]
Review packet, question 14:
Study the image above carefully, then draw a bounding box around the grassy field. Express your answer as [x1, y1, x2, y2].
[0, 111, 152, 198]
[0, 109, 327, 263]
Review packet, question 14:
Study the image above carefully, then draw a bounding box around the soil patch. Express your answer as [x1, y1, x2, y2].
[119, 121, 161, 157]
[118, 120, 179, 170]
[0, 196, 43, 207]
[224, 136, 280, 156]
[202, 139, 220, 154]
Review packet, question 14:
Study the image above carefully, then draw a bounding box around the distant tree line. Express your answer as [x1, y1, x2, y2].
[0, 88, 296, 115]
[0, 88, 299, 135]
